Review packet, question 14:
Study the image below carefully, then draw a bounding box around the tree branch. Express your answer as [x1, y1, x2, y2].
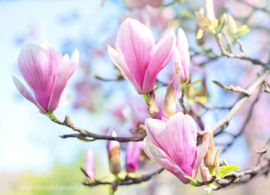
[83, 168, 164, 187]
[211, 69, 270, 133]
[51, 115, 146, 142]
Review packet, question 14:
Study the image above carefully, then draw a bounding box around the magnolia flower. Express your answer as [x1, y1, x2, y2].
[143, 112, 209, 184]
[125, 142, 142, 172]
[173, 28, 190, 83]
[85, 149, 95, 181]
[122, 0, 163, 9]
[13, 42, 79, 114]
[107, 129, 121, 174]
[108, 18, 175, 94]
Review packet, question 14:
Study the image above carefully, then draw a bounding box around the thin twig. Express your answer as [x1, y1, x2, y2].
[211, 69, 270, 133]
[83, 168, 164, 187]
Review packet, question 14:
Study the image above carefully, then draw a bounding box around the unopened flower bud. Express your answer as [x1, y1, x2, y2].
[107, 129, 121, 174]
[148, 91, 159, 118]
[163, 73, 181, 118]
[163, 84, 176, 118]
[203, 125, 220, 171]
[125, 142, 142, 173]
[85, 149, 95, 182]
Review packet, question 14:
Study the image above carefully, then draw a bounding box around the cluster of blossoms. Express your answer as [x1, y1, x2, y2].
[13, 17, 220, 186]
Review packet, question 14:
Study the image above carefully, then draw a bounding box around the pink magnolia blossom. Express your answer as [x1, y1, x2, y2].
[85, 149, 95, 181]
[13, 42, 79, 114]
[108, 18, 175, 94]
[125, 142, 143, 172]
[173, 28, 190, 83]
[122, 0, 163, 9]
[143, 112, 209, 184]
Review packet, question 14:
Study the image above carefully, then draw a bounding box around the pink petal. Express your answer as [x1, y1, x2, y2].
[176, 28, 189, 51]
[125, 142, 142, 172]
[85, 149, 95, 180]
[47, 54, 71, 112]
[18, 43, 54, 110]
[170, 72, 181, 101]
[173, 47, 182, 75]
[175, 28, 190, 82]
[12, 76, 47, 113]
[161, 112, 197, 177]
[18, 43, 54, 108]
[192, 138, 209, 178]
[41, 41, 62, 74]
[143, 137, 190, 184]
[143, 30, 175, 93]
[118, 18, 155, 90]
[69, 49, 79, 78]
[145, 118, 167, 150]
[200, 161, 212, 182]
[107, 128, 120, 153]
[161, 116, 168, 123]
[108, 46, 143, 94]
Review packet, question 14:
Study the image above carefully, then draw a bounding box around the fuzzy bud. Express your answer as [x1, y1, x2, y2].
[203, 125, 220, 171]
[107, 129, 121, 174]
[85, 149, 95, 182]
[163, 84, 177, 118]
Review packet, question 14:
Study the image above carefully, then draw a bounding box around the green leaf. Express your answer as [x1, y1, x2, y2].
[196, 29, 204, 39]
[193, 96, 208, 102]
[237, 25, 248, 33]
[183, 79, 202, 89]
[215, 165, 241, 177]
[189, 85, 203, 98]
[237, 28, 250, 37]
[180, 9, 193, 18]
[212, 19, 219, 29]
